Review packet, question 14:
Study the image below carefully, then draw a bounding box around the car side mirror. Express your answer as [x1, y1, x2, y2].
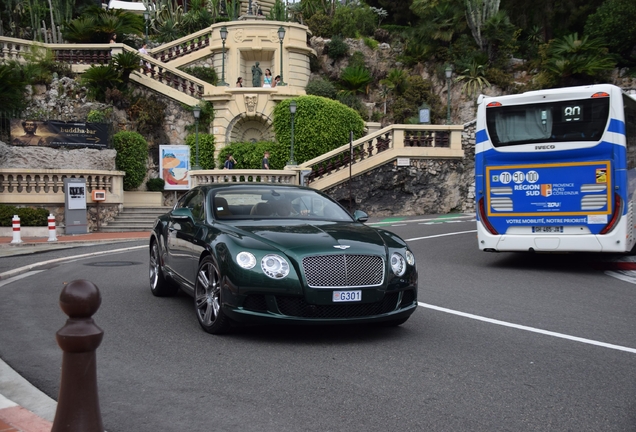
[171, 208, 194, 222]
[353, 210, 368, 223]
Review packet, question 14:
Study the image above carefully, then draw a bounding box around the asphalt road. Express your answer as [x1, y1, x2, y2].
[1, 216, 635, 431]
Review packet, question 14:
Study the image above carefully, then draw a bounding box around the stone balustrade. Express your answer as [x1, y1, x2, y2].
[0, 169, 125, 205]
[190, 169, 300, 187]
[149, 28, 213, 64]
[300, 124, 464, 189]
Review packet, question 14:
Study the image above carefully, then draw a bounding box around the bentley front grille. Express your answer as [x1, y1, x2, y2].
[302, 254, 385, 288]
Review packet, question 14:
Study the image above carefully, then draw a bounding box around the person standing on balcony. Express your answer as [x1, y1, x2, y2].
[252, 62, 262, 87]
[263, 69, 272, 88]
[236, 77, 243, 87]
[224, 154, 236, 169]
[272, 75, 280, 88]
[109, 33, 117, 44]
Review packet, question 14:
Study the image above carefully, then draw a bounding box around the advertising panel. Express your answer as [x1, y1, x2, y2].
[486, 161, 612, 221]
[10, 119, 109, 148]
[160, 145, 190, 190]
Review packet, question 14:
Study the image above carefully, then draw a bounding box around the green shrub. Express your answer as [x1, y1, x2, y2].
[185, 133, 216, 169]
[87, 109, 107, 123]
[363, 37, 379, 50]
[127, 96, 167, 137]
[0, 205, 48, 227]
[217, 141, 287, 170]
[325, 35, 349, 61]
[306, 11, 333, 38]
[332, 5, 377, 38]
[180, 66, 218, 85]
[113, 131, 148, 190]
[272, 96, 365, 164]
[146, 177, 165, 191]
[305, 78, 337, 99]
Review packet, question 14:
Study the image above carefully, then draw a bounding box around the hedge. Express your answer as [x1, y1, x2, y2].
[185, 133, 216, 169]
[113, 131, 148, 191]
[0, 205, 49, 227]
[217, 141, 287, 170]
[272, 95, 365, 164]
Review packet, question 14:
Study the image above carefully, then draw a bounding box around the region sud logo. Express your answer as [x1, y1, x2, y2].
[541, 184, 552, 197]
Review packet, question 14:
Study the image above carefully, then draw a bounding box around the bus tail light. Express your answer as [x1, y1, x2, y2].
[487, 101, 502, 107]
[591, 92, 610, 98]
[600, 193, 622, 234]
[478, 198, 498, 234]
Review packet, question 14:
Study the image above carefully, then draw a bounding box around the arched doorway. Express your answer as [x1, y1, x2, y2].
[226, 113, 275, 143]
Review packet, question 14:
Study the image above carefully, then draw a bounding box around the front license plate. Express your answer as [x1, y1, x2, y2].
[532, 226, 563, 233]
[333, 290, 362, 302]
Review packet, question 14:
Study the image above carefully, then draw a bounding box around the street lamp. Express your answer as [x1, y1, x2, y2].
[445, 65, 453, 125]
[277, 26, 287, 86]
[143, 10, 149, 43]
[192, 105, 201, 170]
[218, 26, 228, 86]
[288, 100, 297, 166]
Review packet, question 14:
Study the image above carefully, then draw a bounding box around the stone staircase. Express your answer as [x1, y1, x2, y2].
[100, 207, 172, 232]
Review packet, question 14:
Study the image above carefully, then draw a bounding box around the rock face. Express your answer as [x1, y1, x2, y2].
[0, 141, 116, 170]
[326, 122, 477, 216]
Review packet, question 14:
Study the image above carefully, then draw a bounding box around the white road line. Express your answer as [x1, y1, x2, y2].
[419, 302, 636, 354]
[369, 215, 475, 226]
[406, 230, 477, 242]
[390, 224, 407, 227]
[0, 271, 44, 288]
[0, 245, 146, 281]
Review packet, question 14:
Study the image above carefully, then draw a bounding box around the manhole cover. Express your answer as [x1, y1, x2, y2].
[85, 261, 142, 267]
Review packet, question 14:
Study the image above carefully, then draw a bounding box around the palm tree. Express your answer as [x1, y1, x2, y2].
[338, 66, 373, 96]
[540, 33, 616, 87]
[456, 61, 491, 98]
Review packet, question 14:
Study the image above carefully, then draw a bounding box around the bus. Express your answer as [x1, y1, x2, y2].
[475, 84, 636, 253]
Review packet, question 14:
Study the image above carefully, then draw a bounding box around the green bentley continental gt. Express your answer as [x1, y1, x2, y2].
[149, 184, 418, 334]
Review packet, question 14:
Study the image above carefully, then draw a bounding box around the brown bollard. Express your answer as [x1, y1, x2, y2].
[52, 280, 104, 432]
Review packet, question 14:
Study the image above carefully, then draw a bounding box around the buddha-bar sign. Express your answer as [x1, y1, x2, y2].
[10, 119, 109, 148]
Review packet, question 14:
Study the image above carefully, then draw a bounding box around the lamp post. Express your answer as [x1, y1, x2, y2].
[143, 10, 149, 43]
[288, 100, 297, 166]
[218, 26, 228, 86]
[192, 105, 201, 170]
[445, 65, 453, 125]
[277, 26, 287, 86]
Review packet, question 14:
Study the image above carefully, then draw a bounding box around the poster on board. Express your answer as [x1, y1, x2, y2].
[160, 145, 190, 190]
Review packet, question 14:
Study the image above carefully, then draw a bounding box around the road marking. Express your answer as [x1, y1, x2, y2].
[0, 271, 44, 288]
[419, 302, 636, 354]
[406, 230, 477, 242]
[0, 245, 146, 281]
[390, 224, 407, 227]
[369, 214, 475, 226]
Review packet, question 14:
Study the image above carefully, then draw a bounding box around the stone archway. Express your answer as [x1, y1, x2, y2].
[226, 113, 275, 143]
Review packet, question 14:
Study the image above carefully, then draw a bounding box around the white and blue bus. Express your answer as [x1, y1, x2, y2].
[475, 84, 636, 252]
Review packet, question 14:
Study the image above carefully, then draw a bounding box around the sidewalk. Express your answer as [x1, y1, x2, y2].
[0, 230, 151, 431]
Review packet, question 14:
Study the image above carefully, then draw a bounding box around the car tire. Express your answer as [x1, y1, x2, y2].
[194, 256, 232, 334]
[149, 240, 178, 297]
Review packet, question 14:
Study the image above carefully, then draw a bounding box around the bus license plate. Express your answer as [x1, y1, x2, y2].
[333, 290, 362, 302]
[532, 226, 563, 233]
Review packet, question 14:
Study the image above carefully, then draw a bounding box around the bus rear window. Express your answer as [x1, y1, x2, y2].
[485, 97, 610, 147]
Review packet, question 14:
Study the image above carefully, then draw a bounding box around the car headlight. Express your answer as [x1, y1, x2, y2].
[237, 251, 256, 269]
[391, 252, 406, 276]
[261, 254, 290, 279]
[405, 250, 415, 266]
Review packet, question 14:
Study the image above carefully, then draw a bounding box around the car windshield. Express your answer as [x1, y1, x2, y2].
[211, 187, 353, 221]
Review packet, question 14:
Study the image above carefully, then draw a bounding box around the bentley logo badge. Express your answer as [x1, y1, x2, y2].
[333, 245, 350, 250]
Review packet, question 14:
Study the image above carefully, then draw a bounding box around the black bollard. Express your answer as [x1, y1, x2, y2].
[52, 279, 104, 432]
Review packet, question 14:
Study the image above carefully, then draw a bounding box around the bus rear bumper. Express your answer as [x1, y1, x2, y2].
[476, 222, 631, 253]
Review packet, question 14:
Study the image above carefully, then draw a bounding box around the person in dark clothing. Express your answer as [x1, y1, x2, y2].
[262, 151, 270, 169]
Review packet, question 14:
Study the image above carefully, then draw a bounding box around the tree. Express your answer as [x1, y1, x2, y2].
[465, 0, 501, 51]
[538, 33, 616, 88]
[584, 0, 636, 66]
